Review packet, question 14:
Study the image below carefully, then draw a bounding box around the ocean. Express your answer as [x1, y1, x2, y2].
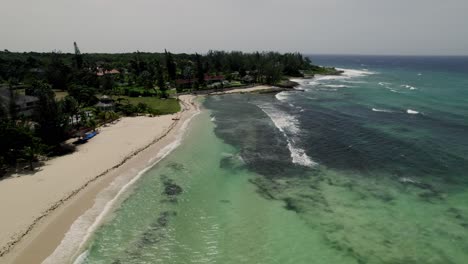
[73, 55, 468, 264]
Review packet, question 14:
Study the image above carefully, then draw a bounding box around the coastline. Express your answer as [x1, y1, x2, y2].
[0, 85, 274, 263]
[207, 85, 285, 95]
[0, 95, 200, 263]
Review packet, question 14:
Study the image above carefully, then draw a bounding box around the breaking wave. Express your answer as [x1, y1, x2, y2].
[275, 91, 291, 102]
[299, 68, 376, 88]
[401, 84, 417, 90]
[257, 103, 316, 167]
[372, 108, 394, 113]
[321, 84, 347, 88]
[407, 109, 419, 115]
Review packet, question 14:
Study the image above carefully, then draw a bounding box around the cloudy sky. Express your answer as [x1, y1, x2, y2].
[1, 0, 467, 55]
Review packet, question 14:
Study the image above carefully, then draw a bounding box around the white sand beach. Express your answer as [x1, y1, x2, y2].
[0, 95, 199, 263]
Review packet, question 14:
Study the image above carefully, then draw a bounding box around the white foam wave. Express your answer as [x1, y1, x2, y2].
[372, 108, 393, 113]
[407, 109, 419, 115]
[257, 104, 316, 167]
[288, 78, 308, 86]
[401, 84, 417, 90]
[343, 80, 368, 84]
[321, 84, 347, 88]
[275, 91, 290, 101]
[318, 88, 338, 92]
[336, 68, 377, 78]
[302, 68, 376, 86]
[73, 251, 88, 264]
[43, 108, 201, 264]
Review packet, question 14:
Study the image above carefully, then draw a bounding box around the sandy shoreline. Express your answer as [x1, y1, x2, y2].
[0, 85, 276, 263]
[207, 85, 283, 95]
[0, 95, 199, 263]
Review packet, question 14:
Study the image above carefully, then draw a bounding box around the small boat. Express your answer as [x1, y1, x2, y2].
[77, 131, 98, 144]
[172, 117, 180, 121]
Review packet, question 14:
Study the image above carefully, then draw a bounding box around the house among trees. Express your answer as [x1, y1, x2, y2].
[96, 69, 120, 77]
[95, 95, 115, 111]
[176, 74, 225, 89]
[242, 75, 255, 84]
[0, 86, 39, 117]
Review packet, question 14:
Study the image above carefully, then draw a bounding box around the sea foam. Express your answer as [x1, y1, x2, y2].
[257, 103, 316, 167]
[372, 108, 393, 113]
[275, 91, 291, 102]
[407, 109, 419, 114]
[301, 68, 376, 89]
[322, 84, 347, 88]
[401, 84, 417, 90]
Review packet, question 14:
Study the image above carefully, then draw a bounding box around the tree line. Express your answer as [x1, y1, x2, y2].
[0, 47, 338, 176]
[0, 49, 330, 90]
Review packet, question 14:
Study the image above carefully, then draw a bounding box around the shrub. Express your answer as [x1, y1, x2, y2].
[116, 104, 139, 116]
[128, 89, 142, 97]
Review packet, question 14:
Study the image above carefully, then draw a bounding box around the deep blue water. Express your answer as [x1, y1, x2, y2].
[310, 55, 468, 75]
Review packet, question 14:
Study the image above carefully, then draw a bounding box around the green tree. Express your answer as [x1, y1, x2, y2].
[262, 59, 283, 85]
[0, 120, 43, 170]
[34, 81, 68, 146]
[68, 86, 98, 107]
[46, 53, 72, 90]
[102, 74, 115, 93]
[21, 137, 45, 171]
[195, 53, 205, 89]
[155, 61, 167, 98]
[73, 42, 84, 69]
[138, 71, 154, 91]
[61, 96, 80, 125]
[165, 49, 177, 81]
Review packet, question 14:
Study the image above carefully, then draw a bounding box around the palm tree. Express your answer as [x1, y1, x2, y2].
[22, 139, 43, 171]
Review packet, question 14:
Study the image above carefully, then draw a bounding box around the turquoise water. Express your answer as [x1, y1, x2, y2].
[79, 112, 350, 264]
[78, 56, 468, 264]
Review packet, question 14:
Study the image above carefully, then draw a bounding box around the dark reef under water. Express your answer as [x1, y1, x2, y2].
[203, 86, 468, 263]
[80, 56, 468, 264]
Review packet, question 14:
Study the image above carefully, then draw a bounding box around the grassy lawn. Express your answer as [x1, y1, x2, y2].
[117, 96, 181, 115]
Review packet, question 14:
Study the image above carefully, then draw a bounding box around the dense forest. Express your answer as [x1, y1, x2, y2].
[0, 46, 340, 176]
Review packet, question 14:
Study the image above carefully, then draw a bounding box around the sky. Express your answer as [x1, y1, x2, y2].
[1, 0, 468, 55]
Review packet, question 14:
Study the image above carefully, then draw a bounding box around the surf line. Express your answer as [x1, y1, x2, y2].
[257, 103, 316, 167]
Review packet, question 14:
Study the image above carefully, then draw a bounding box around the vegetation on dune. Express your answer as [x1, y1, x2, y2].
[116, 97, 180, 115]
[303, 65, 343, 77]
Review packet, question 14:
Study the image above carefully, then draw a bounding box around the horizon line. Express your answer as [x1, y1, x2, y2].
[1, 49, 467, 58]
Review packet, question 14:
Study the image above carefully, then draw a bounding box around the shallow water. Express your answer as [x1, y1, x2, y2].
[77, 56, 468, 264]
